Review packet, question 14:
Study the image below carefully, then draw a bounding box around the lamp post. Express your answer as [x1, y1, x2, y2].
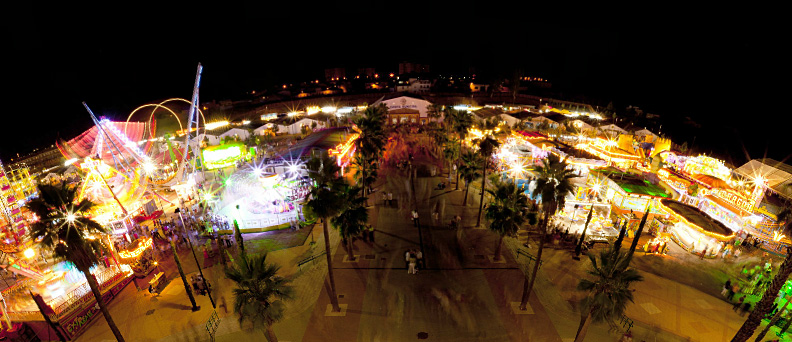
[175, 208, 216, 309]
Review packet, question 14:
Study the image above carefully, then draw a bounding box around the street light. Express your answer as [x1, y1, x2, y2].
[175, 208, 216, 309]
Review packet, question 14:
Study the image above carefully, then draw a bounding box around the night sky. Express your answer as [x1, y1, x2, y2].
[0, 4, 786, 165]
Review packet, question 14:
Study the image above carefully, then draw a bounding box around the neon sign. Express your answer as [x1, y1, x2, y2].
[119, 238, 152, 259]
[202, 144, 244, 170]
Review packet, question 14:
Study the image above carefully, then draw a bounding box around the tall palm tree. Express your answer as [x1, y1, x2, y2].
[574, 249, 644, 342]
[353, 104, 388, 200]
[731, 207, 792, 342]
[226, 253, 294, 342]
[475, 135, 500, 227]
[305, 154, 346, 312]
[520, 154, 578, 310]
[352, 153, 377, 205]
[26, 184, 126, 342]
[486, 179, 536, 262]
[459, 150, 483, 206]
[331, 185, 369, 261]
[449, 109, 474, 189]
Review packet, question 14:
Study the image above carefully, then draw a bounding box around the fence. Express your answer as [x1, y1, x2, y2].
[297, 251, 326, 270]
[516, 248, 543, 267]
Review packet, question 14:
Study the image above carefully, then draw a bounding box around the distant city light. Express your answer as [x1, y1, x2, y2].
[242, 120, 251, 125]
[321, 106, 337, 113]
[337, 107, 354, 114]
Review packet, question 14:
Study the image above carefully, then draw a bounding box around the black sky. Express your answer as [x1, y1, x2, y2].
[0, 4, 788, 164]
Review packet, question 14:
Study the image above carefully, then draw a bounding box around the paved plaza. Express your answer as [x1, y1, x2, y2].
[69, 172, 791, 342]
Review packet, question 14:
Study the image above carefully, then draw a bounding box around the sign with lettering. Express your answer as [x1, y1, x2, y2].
[60, 276, 132, 339]
[711, 188, 753, 212]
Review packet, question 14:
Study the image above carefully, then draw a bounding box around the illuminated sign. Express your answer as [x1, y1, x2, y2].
[202, 144, 245, 170]
[711, 188, 754, 212]
[330, 133, 359, 167]
[119, 238, 153, 259]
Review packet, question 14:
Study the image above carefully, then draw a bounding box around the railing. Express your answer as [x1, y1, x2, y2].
[51, 266, 125, 316]
[297, 251, 326, 270]
[516, 249, 543, 267]
[620, 315, 634, 332]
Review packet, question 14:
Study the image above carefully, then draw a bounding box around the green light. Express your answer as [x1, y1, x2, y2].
[203, 143, 245, 170]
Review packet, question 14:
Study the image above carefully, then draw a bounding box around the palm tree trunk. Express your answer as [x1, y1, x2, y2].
[323, 219, 341, 312]
[265, 324, 278, 342]
[732, 250, 792, 342]
[476, 160, 488, 227]
[343, 238, 355, 261]
[171, 241, 199, 311]
[755, 297, 792, 341]
[455, 163, 461, 191]
[78, 266, 126, 342]
[574, 310, 593, 342]
[626, 207, 651, 260]
[494, 235, 504, 262]
[463, 181, 470, 206]
[521, 206, 553, 310]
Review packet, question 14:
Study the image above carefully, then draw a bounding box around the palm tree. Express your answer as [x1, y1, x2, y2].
[574, 249, 644, 342]
[26, 184, 126, 342]
[475, 135, 500, 227]
[449, 109, 474, 189]
[226, 253, 294, 342]
[331, 185, 369, 261]
[731, 207, 792, 342]
[353, 104, 388, 201]
[352, 153, 377, 205]
[486, 179, 535, 262]
[520, 154, 577, 310]
[443, 138, 461, 189]
[459, 150, 483, 206]
[169, 239, 199, 311]
[304, 154, 346, 312]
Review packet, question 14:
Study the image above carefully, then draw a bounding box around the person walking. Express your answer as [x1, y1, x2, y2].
[412, 210, 420, 227]
[388, 192, 393, 206]
[733, 296, 744, 311]
[416, 250, 424, 270]
[367, 224, 375, 243]
[740, 302, 751, 317]
[407, 250, 418, 275]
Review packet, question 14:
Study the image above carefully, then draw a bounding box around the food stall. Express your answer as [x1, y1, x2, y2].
[118, 237, 156, 278]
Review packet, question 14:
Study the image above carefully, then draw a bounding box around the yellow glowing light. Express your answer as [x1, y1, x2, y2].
[23, 248, 35, 259]
[287, 111, 300, 117]
[774, 231, 785, 242]
[321, 106, 337, 113]
[306, 106, 321, 115]
[119, 238, 153, 259]
[205, 121, 230, 130]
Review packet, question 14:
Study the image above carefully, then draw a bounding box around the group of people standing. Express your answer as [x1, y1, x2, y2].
[405, 249, 423, 274]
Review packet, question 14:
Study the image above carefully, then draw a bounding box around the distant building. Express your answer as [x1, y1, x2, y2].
[395, 78, 432, 94]
[9, 145, 64, 175]
[357, 67, 376, 78]
[372, 93, 433, 124]
[398, 62, 430, 75]
[324, 67, 346, 81]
